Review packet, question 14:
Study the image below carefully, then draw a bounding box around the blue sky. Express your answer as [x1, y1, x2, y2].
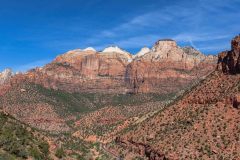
[0, 0, 239, 72]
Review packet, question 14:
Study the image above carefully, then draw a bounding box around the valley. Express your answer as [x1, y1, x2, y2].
[0, 35, 239, 159]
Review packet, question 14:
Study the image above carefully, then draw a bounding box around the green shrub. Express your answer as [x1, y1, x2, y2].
[39, 141, 50, 156]
[0, 112, 50, 159]
[55, 147, 65, 159]
[29, 147, 43, 160]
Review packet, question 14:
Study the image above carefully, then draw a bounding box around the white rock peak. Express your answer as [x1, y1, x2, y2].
[102, 46, 133, 61]
[66, 49, 82, 54]
[135, 47, 151, 58]
[102, 46, 128, 54]
[83, 47, 96, 52]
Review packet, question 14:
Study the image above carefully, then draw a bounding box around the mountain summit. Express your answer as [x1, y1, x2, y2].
[134, 47, 151, 58]
[102, 46, 128, 54]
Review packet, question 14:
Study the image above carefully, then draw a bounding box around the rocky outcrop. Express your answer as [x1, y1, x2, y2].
[115, 137, 167, 160]
[0, 69, 13, 85]
[126, 40, 216, 93]
[217, 35, 240, 74]
[0, 69, 14, 95]
[232, 94, 240, 109]
[133, 47, 151, 59]
[102, 46, 132, 60]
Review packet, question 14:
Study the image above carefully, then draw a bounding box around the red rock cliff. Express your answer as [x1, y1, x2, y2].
[1, 40, 217, 94]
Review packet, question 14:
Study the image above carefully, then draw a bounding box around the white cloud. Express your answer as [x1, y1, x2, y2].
[173, 33, 231, 42]
[198, 42, 230, 52]
[57, 0, 240, 54]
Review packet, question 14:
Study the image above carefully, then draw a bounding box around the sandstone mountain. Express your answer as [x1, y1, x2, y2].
[126, 40, 216, 93]
[1, 39, 216, 96]
[110, 35, 240, 160]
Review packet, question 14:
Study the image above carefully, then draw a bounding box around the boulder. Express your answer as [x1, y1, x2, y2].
[232, 94, 240, 109]
[20, 89, 26, 92]
[217, 51, 228, 73]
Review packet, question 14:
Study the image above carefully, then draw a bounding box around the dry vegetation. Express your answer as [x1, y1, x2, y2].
[112, 72, 240, 159]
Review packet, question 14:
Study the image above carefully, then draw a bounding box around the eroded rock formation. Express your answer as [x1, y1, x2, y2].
[1, 40, 216, 94]
[126, 40, 216, 93]
[232, 94, 240, 109]
[115, 137, 167, 160]
[217, 35, 240, 74]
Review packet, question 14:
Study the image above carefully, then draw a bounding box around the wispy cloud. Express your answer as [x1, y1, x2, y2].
[198, 45, 229, 52]
[3, 0, 240, 71]
[11, 0, 240, 59]
[173, 33, 232, 43]
[83, 0, 240, 54]
[198, 43, 230, 53]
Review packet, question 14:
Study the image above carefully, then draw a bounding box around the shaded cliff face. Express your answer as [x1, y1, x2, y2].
[113, 35, 240, 160]
[2, 40, 216, 94]
[217, 35, 240, 74]
[23, 49, 131, 93]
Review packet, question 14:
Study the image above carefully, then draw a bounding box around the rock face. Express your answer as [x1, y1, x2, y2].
[1, 40, 216, 94]
[25, 48, 130, 93]
[126, 40, 216, 93]
[0, 69, 13, 85]
[115, 137, 167, 160]
[217, 35, 240, 74]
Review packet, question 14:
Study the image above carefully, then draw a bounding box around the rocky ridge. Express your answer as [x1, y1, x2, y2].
[1, 39, 216, 95]
[133, 47, 151, 59]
